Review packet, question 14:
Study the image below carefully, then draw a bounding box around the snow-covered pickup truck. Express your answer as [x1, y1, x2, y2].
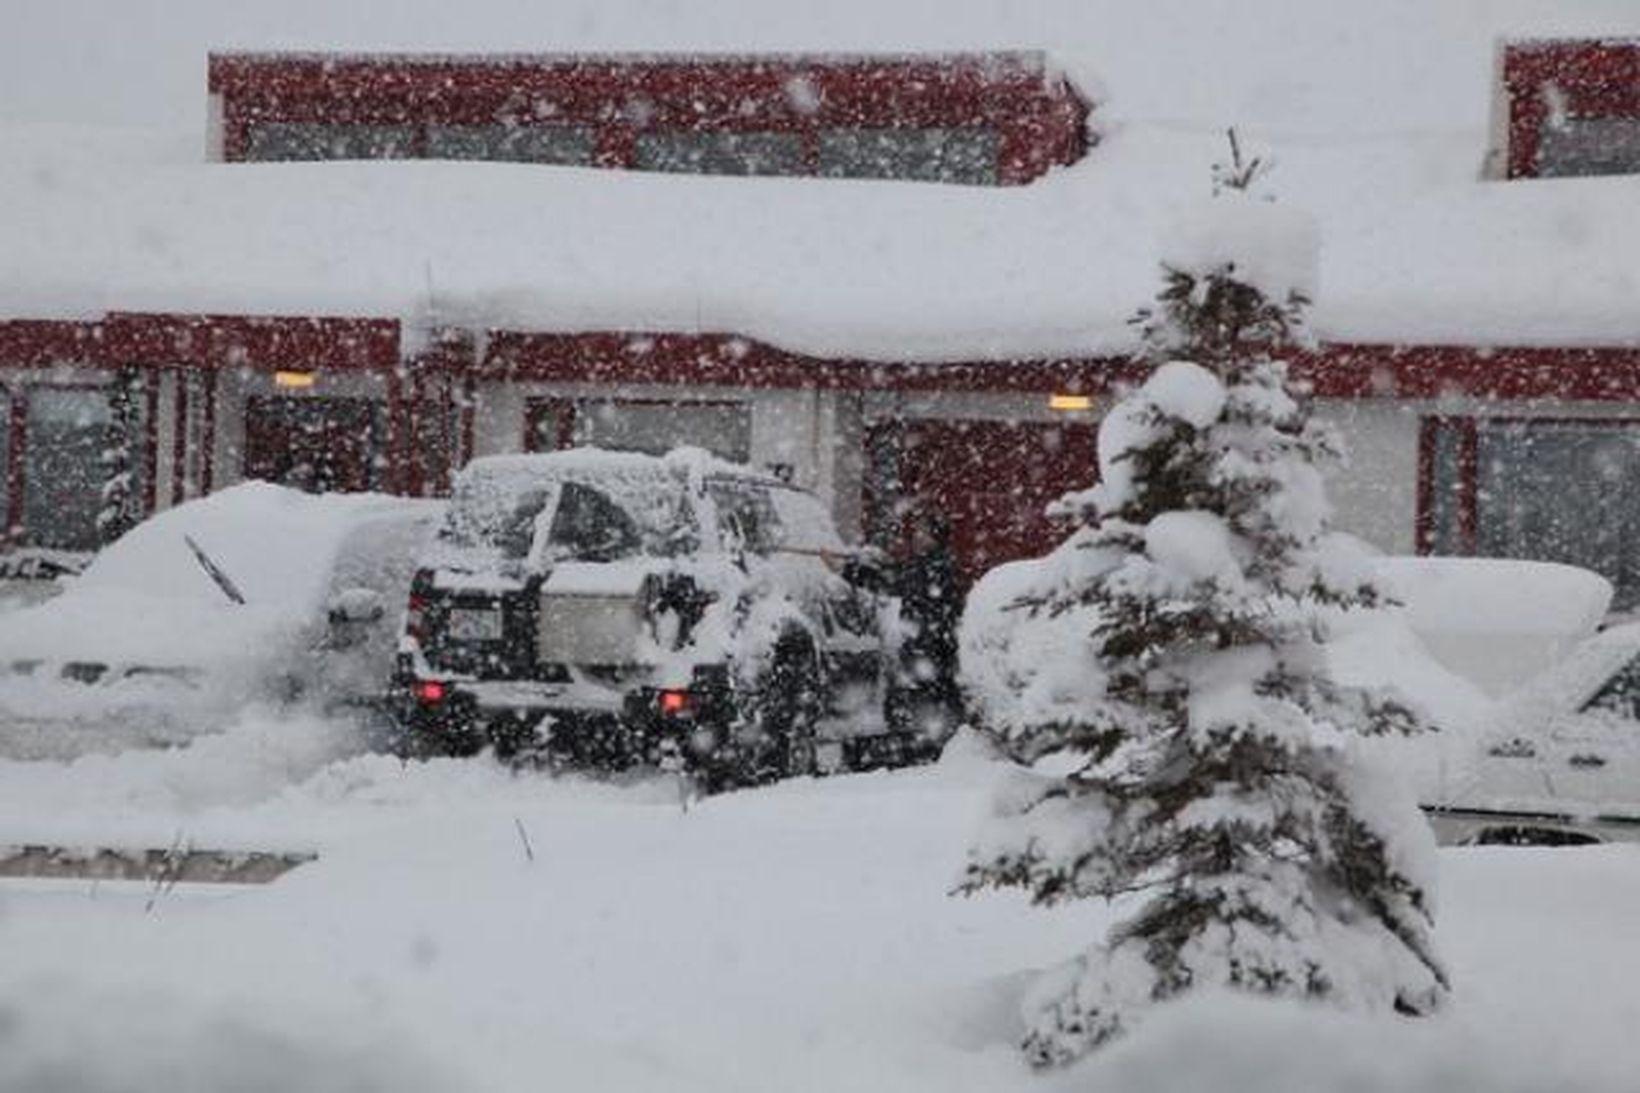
[388, 448, 922, 783]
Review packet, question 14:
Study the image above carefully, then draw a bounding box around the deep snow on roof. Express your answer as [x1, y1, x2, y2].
[7, 0, 1640, 358]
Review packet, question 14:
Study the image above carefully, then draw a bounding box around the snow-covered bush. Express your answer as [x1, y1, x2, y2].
[959, 144, 1448, 1066]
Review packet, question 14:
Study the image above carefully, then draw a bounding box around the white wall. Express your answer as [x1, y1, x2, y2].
[1315, 398, 1422, 554]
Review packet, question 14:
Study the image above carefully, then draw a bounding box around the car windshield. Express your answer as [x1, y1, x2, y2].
[440, 459, 696, 561]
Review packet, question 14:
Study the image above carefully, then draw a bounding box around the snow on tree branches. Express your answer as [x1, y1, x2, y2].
[958, 144, 1449, 1067]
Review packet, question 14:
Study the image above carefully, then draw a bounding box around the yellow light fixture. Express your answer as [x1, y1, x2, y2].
[274, 370, 317, 389]
[1049, 393, 1093, 412]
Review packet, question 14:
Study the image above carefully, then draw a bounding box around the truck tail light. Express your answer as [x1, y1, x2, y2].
[656, 688, 696, 718]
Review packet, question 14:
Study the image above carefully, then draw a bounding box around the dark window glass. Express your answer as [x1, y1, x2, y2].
[245, 123, 418, 161]
[526, 402, 570, 452]
[424, 125, 595, 165]
[242, 396, 380, 494]
[633, 131, 804, 177]
[818, 128, 1000, 185]
[1474, 420, 1640, 609]
[24, 388, 117, 551]
[546, 482, 641, 562]
[1537, 117, 1640, 178]
[1425, 418, 1465, 554]
[574, 400, 751, 462]
[706, 481, 778, 555]
[1584, 656, 1640, 718]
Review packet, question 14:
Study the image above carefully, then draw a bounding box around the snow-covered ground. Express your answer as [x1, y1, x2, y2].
[2, 721, 1638, 1092]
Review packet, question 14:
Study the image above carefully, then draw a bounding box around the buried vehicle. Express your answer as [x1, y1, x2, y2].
[389, 448, 923, 780]
[0, 483, 439, 760]
[962, 541, 1640, 848]
[1424, 621, 1640, 846]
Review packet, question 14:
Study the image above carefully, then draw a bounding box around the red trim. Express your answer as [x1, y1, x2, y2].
[5, 395, 24, 543]
[200, 368, 216, 494]
[101, 313, 399, 372]
[438, 376, 456, 495]
[1456, 420, 1479, 554]
[1291, 343, 1640, 402]
[385, 367, 408, 493]
[459, 377, 476, 467]
[207, 51, 1093, 185]
[171, 371, 189, 505]
[1501, 39, 1640, 179]
[141, 370, 159, 516]
[1415, 417, 1436, 555]
[405, 373, 424, 497]
[11, 315, 1640, 406]
[0, 320, 104, 368]
[480, 330, 1143, 395]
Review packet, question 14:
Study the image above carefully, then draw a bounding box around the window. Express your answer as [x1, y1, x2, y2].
[573, 399, 752, 462]
[706, 480, 778, 554]
[425, 125, 595, 165]
[244, 123, 418, 161]
[1585, 656, 1640, 719]
[525, 400, 573, 452]
[23, 387, 121, 551]
[545, 482, 642, 562]
[1423, 417, 1466, 553]
[818, 128, 1000, 185]
[243, 396, 381, 494]
[1536, 117, 1640, 177]
[1425, 417, 1640, 609]
[634, 131, 804, 177]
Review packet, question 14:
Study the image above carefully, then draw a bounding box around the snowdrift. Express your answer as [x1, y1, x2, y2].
[1373, 557, 1612, 697]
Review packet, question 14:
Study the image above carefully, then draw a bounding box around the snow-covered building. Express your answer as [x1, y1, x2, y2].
[0, 50, 1103, 582]
[8, 20, 1640, 605]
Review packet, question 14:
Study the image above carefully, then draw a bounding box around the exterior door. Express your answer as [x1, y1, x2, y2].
[243, 395, 379, 493]
[866, 417, 1098, 587]
[22, 387, 118, 551]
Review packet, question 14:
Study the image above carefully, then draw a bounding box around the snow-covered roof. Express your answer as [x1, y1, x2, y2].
[6, 1, 1640, 359]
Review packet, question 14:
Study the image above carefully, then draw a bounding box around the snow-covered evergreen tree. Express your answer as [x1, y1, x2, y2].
[959, 141, 1449, 1066]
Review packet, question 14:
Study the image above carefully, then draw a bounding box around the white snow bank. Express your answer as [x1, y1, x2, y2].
[1083, 981, 1631, 1092]
[8, 99, 1640, 357]
[1373, 557, 1612, 696]
[0, 974, 452, 1093]
[3, 745, 1640, 1092]
[1159, 190, 1320, 301]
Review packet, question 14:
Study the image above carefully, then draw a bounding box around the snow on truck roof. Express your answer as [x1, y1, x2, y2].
[461, 447, 780, 488]
[7, 1, 1640, 356]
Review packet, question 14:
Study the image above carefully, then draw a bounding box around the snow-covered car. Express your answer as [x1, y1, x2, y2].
[389, 448, 917, 781]
[0, 482, 439, 760]
[1423, 623, 1640, 846]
